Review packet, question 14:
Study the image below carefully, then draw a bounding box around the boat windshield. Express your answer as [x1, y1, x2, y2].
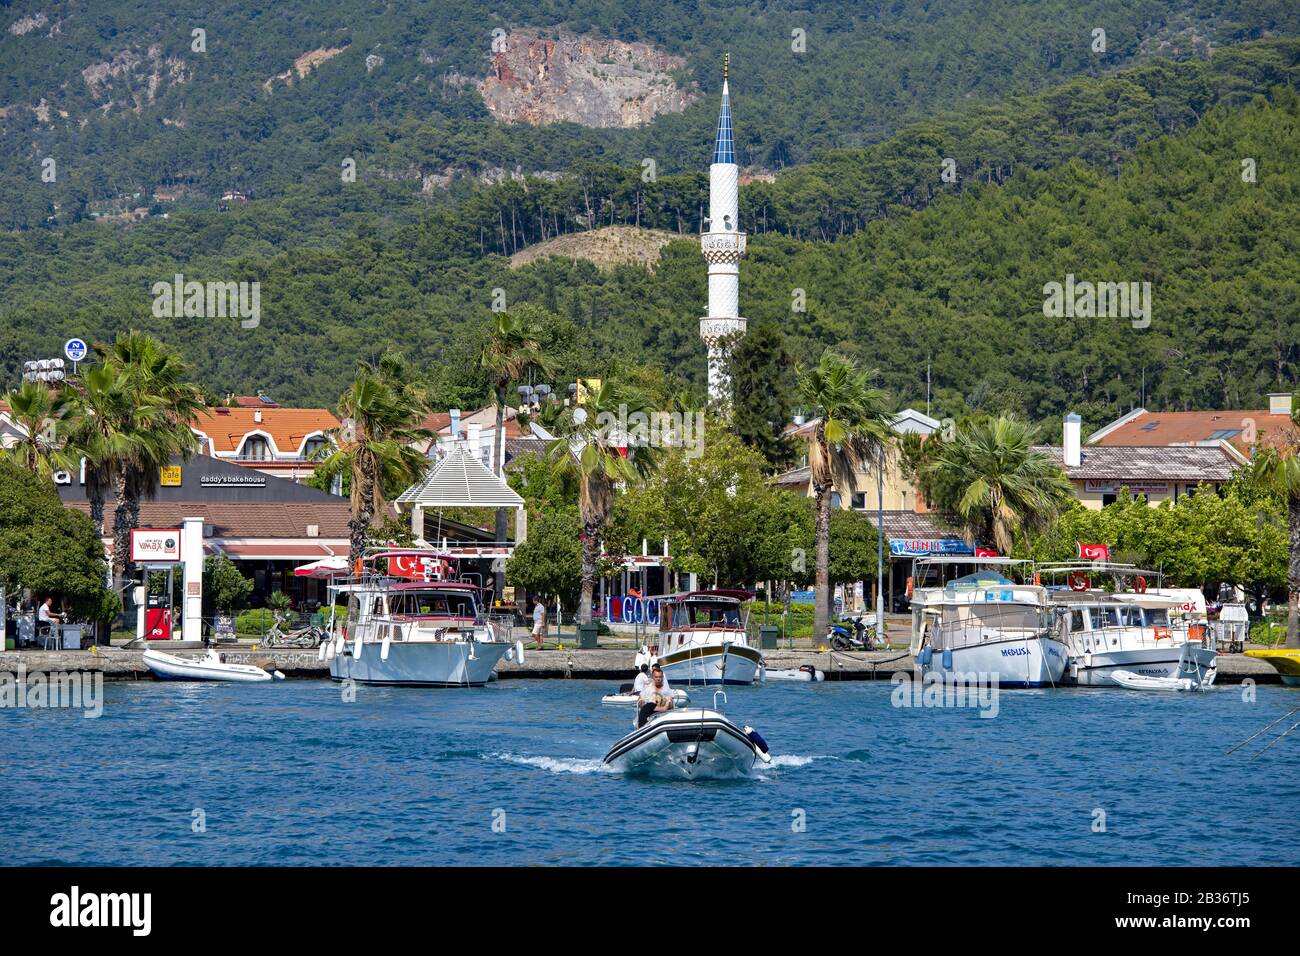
[1087, 606, 1165, 628]
[387, 589, 478, 619]
[945, 571, 1015, 592]
[671, 602, 742, 629]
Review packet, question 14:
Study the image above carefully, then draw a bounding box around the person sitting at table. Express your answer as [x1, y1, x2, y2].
[37, 596, 62, 644]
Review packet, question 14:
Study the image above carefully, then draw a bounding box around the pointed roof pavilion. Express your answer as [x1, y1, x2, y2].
[397, 445, 524, 509]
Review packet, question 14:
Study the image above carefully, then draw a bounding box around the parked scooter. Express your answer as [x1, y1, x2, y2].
[827, 614, 881, 651]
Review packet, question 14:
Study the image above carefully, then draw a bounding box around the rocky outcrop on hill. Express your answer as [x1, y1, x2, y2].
[80, 45, 188, 113]
[509, 225, 683, 270]
[478, 32, 696, 128]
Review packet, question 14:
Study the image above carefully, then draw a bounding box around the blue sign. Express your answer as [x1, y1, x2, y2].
[889, 538, 973, 558]
[789, 590, 816, 605]
[64, 338, 88, 362]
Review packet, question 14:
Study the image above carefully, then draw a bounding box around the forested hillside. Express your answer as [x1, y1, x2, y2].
[3, 0, 1298, 230]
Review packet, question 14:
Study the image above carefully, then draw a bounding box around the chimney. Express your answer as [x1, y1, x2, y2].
[1064, 413, 1082, 468]
[1268, 393, 1293, 416]
[253, 409, 262, 424]
[450, 408, 461, 438]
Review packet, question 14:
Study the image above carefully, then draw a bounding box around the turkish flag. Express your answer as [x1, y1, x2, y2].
[974, 547, 1000, 557]
[391, 555, 432, 579]
[1077, 543, 1111, 561]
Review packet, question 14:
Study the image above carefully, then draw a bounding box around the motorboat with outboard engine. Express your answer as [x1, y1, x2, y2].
[909, 558, 1067, 687]
[601, 692, 771, 779]
[1039, 563, 1217, 688]
[143, 647, 285, 682]
[1111, 669, 1198, 692]
[649, 589, 763, 686]
[765, 664, 825, 682]
[320, 549, 519, 686]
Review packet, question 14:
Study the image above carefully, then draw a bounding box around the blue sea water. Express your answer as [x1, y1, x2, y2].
[3, 677, 1297, 866]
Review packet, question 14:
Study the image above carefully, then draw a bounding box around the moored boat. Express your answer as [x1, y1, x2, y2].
[910, 558, 1067, 688]
[143, 647, 284, 683]
[650, 589, 763, 686]
[1245, 647, 1300, 686]
[322, 549, 515, 687]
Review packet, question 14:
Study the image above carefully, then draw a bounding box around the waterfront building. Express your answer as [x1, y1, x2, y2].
[190, 394, 340, 483]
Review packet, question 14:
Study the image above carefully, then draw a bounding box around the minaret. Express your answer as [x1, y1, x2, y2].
[699, 53, 747, 409]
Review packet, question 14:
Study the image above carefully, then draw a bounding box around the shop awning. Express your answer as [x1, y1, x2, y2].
[206, 542, 343, 561]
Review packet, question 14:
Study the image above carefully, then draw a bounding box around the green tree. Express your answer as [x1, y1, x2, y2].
[203, 555, 254, 613]
[723, 321, 798, 468]
[0, 380, 74, 479]
[546, 378, 657, 623]
[923, 416, 1074, 554]
[505, 507, 583, 609]
[0, 460, 114, 624]
[314, 355, 434, 565]
[480, 307, 553, 546]
[1251, 390, 1300, 647]
[796, 349, 894, 638]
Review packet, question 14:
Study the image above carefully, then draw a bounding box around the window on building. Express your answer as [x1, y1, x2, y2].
[1101, 493, 1118, 506]
[1140, 422, 1159, 431]
[242, 435, 271, 460]
[302, 436, 328, 460]
[1207, 429, 1241, 441]
[851, 492, 866, 510]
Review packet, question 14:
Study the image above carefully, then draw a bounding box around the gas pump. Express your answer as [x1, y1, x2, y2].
[138, 565, 177, 641]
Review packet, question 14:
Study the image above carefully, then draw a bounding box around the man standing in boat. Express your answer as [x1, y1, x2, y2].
[637, 666, 675, 727]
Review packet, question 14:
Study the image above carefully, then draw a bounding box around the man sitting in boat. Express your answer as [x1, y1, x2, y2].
[637, 666, 675, 727]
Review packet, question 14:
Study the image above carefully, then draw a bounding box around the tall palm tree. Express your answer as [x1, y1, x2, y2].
[1253, 391, 1300, 648]
[314, 357, 433, 564]
[546, 379, 658, 623]
[923, 416, 1075, 555]
[0, 380, 75, 478]
[97, 332, 205, 586]
[61, 364, 144, 538]
[795, 349, 895, 640]
[480, 310, 552, 545]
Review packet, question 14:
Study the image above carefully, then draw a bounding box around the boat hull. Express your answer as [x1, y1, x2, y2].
[142, 649, 273, 683]
[657, 644, 762, 685]
[1065, 644, 1218, 687]
[328, 640, 511, 686]
[1245, 648, 1300, 686]
[602, 709, 758, 779]
[921, 636, 1069, 688]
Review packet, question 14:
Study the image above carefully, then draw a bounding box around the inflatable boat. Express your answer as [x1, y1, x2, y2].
[143, 647, 285, 683]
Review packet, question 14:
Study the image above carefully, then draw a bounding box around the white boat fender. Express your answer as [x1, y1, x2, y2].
[743, 725, 772, 763]
[515, 640, 525, 665]
[317, 640, 328, 663]
[380, 633, 391, 661]
[334, 632, 345, 656]
[352, 632, 363, 659]
[273, 671, 286, 680]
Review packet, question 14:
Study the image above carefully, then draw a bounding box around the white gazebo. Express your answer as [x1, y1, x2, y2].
[396, 445, 527, 552]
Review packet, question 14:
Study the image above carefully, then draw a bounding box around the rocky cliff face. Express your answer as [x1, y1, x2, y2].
[477, 32, 696, 128]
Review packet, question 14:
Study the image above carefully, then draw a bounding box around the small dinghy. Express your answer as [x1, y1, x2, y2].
[601, 686, 690, 706]
[143, 647, 285, 683]
[1111, 669, 1196, 692]
[765, 664, 824, 683]
[602, 696, 770, 779]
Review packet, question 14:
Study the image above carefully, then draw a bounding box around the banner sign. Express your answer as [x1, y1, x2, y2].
[889, 538, 973, 558]
[130, 529, 182, 563]
[1077, 542, 1111, 561]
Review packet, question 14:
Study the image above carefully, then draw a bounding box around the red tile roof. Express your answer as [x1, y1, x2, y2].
[192, 406, 340, 455]
[1090, 408, 1298, 453]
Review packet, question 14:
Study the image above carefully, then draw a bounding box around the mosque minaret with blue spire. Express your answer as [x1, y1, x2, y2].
[699, 53, 747, 408]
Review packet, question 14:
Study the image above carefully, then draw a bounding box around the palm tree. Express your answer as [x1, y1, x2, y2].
[1253, 391, 1300, 648]
[314, 357, 433, 565]
[97, 333, 205, 586]
[546, 379, 658, 624]
[0, 380, 75, 478]
[795, 349, 895, 640]
[922, 416, 1075, 555]
[61, 364, 143, 537]
[480, 309, 552, 544]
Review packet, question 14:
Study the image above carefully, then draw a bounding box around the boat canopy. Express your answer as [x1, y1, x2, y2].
[665, 589, 752, 604]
